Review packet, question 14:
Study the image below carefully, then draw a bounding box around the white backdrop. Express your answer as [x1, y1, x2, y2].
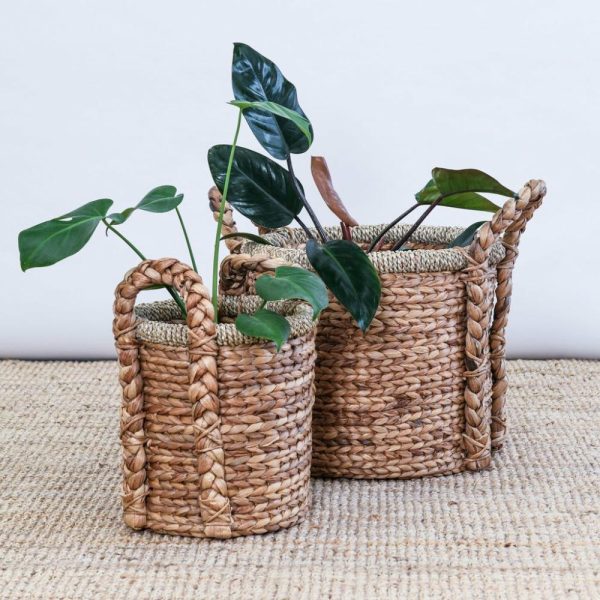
[1, 0, 599, 359]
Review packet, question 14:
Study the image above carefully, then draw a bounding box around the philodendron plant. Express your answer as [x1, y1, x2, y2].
[207, 43, 518, 333]
[18, 184, 328, 350]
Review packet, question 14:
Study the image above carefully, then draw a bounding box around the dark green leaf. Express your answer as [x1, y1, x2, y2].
[448, 221, 487, 247]
[415, 179, 501, 212]
[220, 232, 274, 245]
[232, 42, 313, 159]
[432, 168, 515, 198]
[229, 100, 312, 146]
[255, 266, 329, 319]
[208, 145, 303, 228]
[235, 309, 291, 351]
[18, 199, 113, 271]
[306, 240, 381, 332]
[107, 185, 183, 225]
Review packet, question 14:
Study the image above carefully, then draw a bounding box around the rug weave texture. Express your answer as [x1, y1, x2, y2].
[1, 359, 599, 599]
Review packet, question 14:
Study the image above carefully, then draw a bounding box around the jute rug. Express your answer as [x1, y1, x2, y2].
[1, 360, 599, 599]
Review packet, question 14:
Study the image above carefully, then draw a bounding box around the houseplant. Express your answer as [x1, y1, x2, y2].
[19, 181, 329, 537]
[209, 43, 547, 478]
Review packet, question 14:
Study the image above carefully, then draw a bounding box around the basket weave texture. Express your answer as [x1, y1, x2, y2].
[212, 180, 546, 479]
[113, 258, 317, 538]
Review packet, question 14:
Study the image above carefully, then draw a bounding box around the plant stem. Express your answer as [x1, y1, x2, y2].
[367, 203, 421, 252]
[103, 219, 187, 317]
[294, 215, 315, 241]
[391, 197, 445, 251]
[286, 155, 328, 243]
[175, 207, 198, 272]
[212, 109, 243, 323]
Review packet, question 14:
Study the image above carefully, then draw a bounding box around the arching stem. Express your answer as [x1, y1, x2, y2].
[368, 203, 421, 252]
[103, 219, 187, 317]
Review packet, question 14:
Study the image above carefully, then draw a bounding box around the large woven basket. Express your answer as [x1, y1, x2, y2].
[113, 258, 317, 538]
[210, 179, 546, 479]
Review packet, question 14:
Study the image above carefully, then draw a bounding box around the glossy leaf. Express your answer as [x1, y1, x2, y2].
[311, 156, 358, 227]
[107, 185, 183, 225]
[232, 42, 312, 159]
[230, 100, 312, 146]
[432, 168, 515, 198]
[208, 144, 303, 228]
[220, 232, 274, 245]
[306, 239, 381, 332]
[255, 266, 329, 319]
[415, 179, 501, 212]
[18, 199, 113, 270]
[235, 309, 291, 351]
[448, 221, 487, 248]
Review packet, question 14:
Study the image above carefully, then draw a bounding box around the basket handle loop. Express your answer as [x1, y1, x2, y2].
[113, 257, 232, 538]
[219, 252, 289, 296]
[468, 179, 547, 264]
[209, 186, 275, 254]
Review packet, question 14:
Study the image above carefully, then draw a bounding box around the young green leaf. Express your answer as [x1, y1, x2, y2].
[107, 185, 183, 225]
[220, 232, 274, 245]
[229, 100, 313, 146]
[232, 42, 312, 159]
[448, 221, 486, 248]
[432, 168, 515, 198]
[306, 240, 381, 332]
[18, 199, 113, 271]
[255, 266, 329, 319]
[235, 309, 291, 351]
[208, 145, 303, 228]
[415, 179, 501, 212]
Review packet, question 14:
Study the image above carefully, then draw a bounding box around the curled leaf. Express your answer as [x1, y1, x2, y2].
[311, 156, 358, 227]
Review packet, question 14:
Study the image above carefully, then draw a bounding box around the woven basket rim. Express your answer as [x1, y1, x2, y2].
[240, 223, 505, 274]
[135, 297, 315, 348]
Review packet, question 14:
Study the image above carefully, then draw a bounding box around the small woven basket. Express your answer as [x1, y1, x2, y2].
[113, 258, 317, 538]
[210, 180, 546, 479]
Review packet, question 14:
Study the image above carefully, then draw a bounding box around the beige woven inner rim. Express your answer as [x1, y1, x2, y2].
[241, 223, 506, 273]
[135, 297, 314, 347]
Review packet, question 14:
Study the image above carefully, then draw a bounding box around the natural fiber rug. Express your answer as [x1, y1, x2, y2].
[1, 360, 599, 599]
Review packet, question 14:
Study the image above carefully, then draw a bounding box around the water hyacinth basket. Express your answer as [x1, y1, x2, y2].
[211, 179, 546, 479]
[113, 258, 317, 538]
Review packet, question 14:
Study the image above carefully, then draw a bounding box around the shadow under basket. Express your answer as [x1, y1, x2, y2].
[212, 179, 547, 480]
[113, 259, 317, 538]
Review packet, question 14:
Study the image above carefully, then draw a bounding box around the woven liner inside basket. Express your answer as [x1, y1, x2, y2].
[240, 222, 506, 273]
[114, 259, 318, 539]
[215, 180, 547, 480]
[135, 296, 314, 346]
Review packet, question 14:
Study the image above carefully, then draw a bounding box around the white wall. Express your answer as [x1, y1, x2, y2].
[1, 0, 598, 359]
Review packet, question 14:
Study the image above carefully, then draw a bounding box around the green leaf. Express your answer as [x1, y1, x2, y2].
[432, 168, 515, 198]
[448, 221, 487, 247]
[107, 185, 183, 225]
[232, 42, 313, 160]
[18, 199, 113, 271]
[255, 266, 329, 319]
[229, 100, 312, 146]
[235, 309, 291, 351]
[208, 145, 303, 228]
[220, 232, 274, 245]
[415, 179, 501, 212]
[306, 240, 381, 332]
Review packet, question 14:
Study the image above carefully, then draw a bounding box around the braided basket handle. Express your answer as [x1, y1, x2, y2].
[113, 257, 232, 538]
[468, 179, 547, 264]
[209, 186, 275, 254]
[219, 252, 288, 296]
